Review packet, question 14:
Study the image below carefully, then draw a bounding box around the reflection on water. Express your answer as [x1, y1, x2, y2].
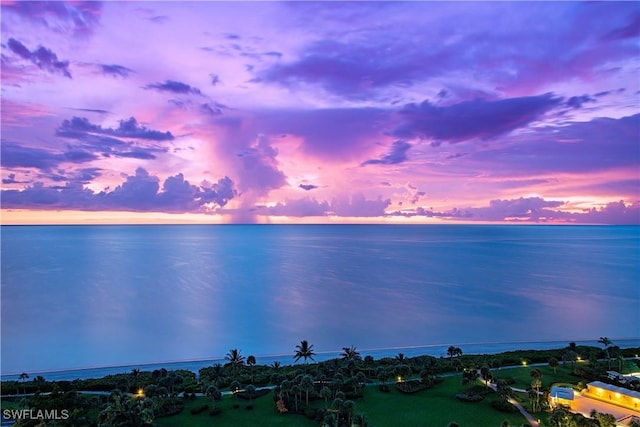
[1, 225, 639, 373]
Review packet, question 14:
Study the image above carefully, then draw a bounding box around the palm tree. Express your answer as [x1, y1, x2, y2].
[205, 385, 221, 411]
[341, 346, 361, 362]
[33, 376, 46, 392]
[598, 337, 613, 369]
[447, 346, 462, 364]
[18, 373, 29, 395]
[246, 355, 256, 383]
[495, 379, 513, 401]
[294, 340, 316, 371]
[225, 348, 245, 380]
[363, 355, 375, 377]
[342, 400, 355, 427]
[320, 386, 332, 408]
[244, 384, 256, 406]
[529, 387, 540, 412]
[229, 380, 241, 396]
[300, 375, 314, 406]
[616, 353, 625, 372]
[376, 366, 389, 387]
[209, 363, 224, 386]
[563, 350, 578, 374]
[480, 366, 492, 389]
[290, 384, 301, 412]
[549, 357, 559, 375]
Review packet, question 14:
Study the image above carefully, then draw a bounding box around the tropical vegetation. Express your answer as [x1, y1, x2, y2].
[2, 341, 639, 426]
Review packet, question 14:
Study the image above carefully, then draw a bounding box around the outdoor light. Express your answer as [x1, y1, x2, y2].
[137, 389, 144, 396]
[522, 361, 527, 367]
[397, 376, 402, 382]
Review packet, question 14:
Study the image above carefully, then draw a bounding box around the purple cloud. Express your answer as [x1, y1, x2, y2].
[144, 80, 203, 96]
[470, 114, 640, 176]
[260, 197, 330, 217]
[602, 13, 640, 41]
[394, 197, 640, 225]
[361, 141, 411, 166]
[2, 1, 102, 37]
[331, 194, 391, 217]
[235, 135, 287, 194]
[1, 141, 64, 170]
[255, 38, 427, 97]
[1, 168, 236, 213]
[57, 117, 174, 141]
[256, 194, 392, 218]
[69, 108, 110, 114]
[566, 95, 596, 109]
[394, 94, 561, 143]
[299, 184, 318, 191]
[243, 107, 389, 161]
[99, 64, 133, 78]
[7, 38, 72, 78]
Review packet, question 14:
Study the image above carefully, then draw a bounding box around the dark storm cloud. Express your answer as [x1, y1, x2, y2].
[299, 184, 318, 191]
[68, 108, 110, 114]
[99, 64, 133, 78]
[63, 149, 99, 163]
[7, 38, 72, 78]
[254, 38, 431, 96]
[144, 80, 203, 96]
[566, 95, 596, 109]
[257, 2, 639, 101]
[57, 117, 174, 141]
[361, 141, 411, 166]
[1, 141, 64, 170]
[1, 168, 237, 213]
[394, 94, 561, 143]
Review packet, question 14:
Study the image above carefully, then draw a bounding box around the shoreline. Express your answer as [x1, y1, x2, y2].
[3, 338, 639, 382]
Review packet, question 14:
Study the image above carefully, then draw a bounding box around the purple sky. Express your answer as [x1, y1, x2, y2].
[1, 1, 639, 224]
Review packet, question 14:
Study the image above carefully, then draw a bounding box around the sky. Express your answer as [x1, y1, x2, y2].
[1, 1, 639, 224]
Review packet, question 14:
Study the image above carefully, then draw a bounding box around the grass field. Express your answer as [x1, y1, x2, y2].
[155, 375, 529, 427]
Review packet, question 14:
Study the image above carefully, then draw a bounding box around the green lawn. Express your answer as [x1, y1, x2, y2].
[492, 364, 578, 391]
[155, 392, 317, 427]
[156, 376, 530, 427]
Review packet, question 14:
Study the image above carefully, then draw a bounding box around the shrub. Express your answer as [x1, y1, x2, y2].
[491, 399, 518, 413]
[396, 380, 427, 394]
[304, 408, 317, 419]
[236, 388, 271, 400]
[154, 398, 185, 418]
[190, 404, 209, 415]
[455, 393, 484, 402]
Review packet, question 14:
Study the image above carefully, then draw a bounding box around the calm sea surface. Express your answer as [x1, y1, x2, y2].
[1, 225, 639, 377]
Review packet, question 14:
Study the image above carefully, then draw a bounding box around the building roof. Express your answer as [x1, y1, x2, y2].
[550, 386, 574, 400]
[588, 381, 640, 399]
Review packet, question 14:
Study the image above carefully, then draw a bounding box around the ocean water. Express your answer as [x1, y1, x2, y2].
[1, 224, 639, 377]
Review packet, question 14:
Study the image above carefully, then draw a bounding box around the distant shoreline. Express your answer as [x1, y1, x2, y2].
[3, 338, 639, 382]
